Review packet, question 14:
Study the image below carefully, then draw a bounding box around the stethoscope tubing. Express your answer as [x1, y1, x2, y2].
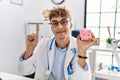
[46, 37, 77, 75]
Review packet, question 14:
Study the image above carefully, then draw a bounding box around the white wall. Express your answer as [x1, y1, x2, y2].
[34, 0, 85, 30]
[0, 0, 85, 74]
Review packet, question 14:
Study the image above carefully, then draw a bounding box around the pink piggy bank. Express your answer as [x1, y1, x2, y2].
[80, 28, 92, 40]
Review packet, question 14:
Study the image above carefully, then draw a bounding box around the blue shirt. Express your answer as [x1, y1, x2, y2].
[49, 46, 67, 80]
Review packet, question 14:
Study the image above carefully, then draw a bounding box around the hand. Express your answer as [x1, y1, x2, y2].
[76, 32, 95, 56]
[26, 23, 39, 49]
[24, 24, 39, 60]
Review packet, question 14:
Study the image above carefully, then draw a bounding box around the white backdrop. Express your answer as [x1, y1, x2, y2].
[0, 0, 85, 74]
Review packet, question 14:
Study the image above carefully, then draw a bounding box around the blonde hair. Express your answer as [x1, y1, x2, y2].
[49, 6, 71, 21]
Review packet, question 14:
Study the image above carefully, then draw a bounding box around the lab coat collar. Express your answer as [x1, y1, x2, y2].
[49, 36, 76, 50]
[48, 38, 56, 72]
[48, 36, 77, 76]
[64, 36, 77, 79]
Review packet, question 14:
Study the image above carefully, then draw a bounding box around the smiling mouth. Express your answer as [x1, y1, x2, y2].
[57, 31, 66, 34]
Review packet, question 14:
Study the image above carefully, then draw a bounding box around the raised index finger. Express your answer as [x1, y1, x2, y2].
[36, 23, 39, 35]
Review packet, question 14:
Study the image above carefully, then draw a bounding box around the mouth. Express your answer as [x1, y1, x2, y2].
[57, 31, 66, 34]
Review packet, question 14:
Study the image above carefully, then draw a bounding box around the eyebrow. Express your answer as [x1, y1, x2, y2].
[51, 19, 67, 22]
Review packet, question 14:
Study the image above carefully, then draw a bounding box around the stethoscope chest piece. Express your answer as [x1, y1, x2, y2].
[45, 70, 50, 76]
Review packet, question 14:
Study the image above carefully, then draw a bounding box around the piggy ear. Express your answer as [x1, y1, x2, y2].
[87, 30, 91, 33]
[83, 28, 87, 31]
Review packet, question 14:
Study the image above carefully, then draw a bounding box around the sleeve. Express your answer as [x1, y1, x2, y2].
[19, 52, 25, 62]
[18, 51, 36, 75]
[18, 43, 41, 75]
[72, 58, 91, 80]
[18, 38, 50, 75]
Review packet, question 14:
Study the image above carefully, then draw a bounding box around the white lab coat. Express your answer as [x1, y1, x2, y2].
[19, 36, 91, 80]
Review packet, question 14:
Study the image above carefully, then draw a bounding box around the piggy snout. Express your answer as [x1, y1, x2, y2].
[80, 29, 92, 40]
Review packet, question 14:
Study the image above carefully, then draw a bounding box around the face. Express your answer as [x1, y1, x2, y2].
[50, 17, 72, 40]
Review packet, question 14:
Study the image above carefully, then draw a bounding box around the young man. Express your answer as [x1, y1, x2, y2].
[19, 7, 95, 80]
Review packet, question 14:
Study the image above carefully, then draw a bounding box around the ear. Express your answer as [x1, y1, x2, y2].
[51, 26, 53, 32]
[70, 23, 73, 30]
[87, 30, 91, 33]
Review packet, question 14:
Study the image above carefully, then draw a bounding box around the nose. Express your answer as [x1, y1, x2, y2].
[57, 22, 63, 29]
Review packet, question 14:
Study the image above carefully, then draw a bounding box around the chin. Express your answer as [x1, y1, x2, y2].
[58, 35, 69, 40]
[57, 36, 65, 39]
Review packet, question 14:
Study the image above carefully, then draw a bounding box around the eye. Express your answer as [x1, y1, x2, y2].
[52, 22, 58, 25]
[61, 20, 68, 25]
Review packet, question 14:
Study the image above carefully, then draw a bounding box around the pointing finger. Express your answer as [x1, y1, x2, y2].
[36, 23, 39, 35]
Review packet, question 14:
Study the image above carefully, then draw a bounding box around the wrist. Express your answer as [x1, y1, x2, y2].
[78, 54, 87, 59]
[27, 45, 36, 49]
[24, 51, 33, 60]
[24, 47, 35, 60]
[78, 51, 86, 57]
[26, 46, 35, 51]
[78, 49, 86, 54]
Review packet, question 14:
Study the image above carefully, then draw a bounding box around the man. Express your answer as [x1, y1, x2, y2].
[19, 7, 95, 80]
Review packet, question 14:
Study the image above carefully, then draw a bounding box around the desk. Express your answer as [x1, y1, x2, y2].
[0, 72, 34, 80]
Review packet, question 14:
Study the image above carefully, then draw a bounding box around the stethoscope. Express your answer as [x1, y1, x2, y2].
[45, 37, 77, 76]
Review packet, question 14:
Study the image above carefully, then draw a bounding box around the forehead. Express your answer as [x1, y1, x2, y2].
[50, 17, 69, 21]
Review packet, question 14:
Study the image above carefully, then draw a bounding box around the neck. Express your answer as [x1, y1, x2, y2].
[55, 36, 70, 49]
